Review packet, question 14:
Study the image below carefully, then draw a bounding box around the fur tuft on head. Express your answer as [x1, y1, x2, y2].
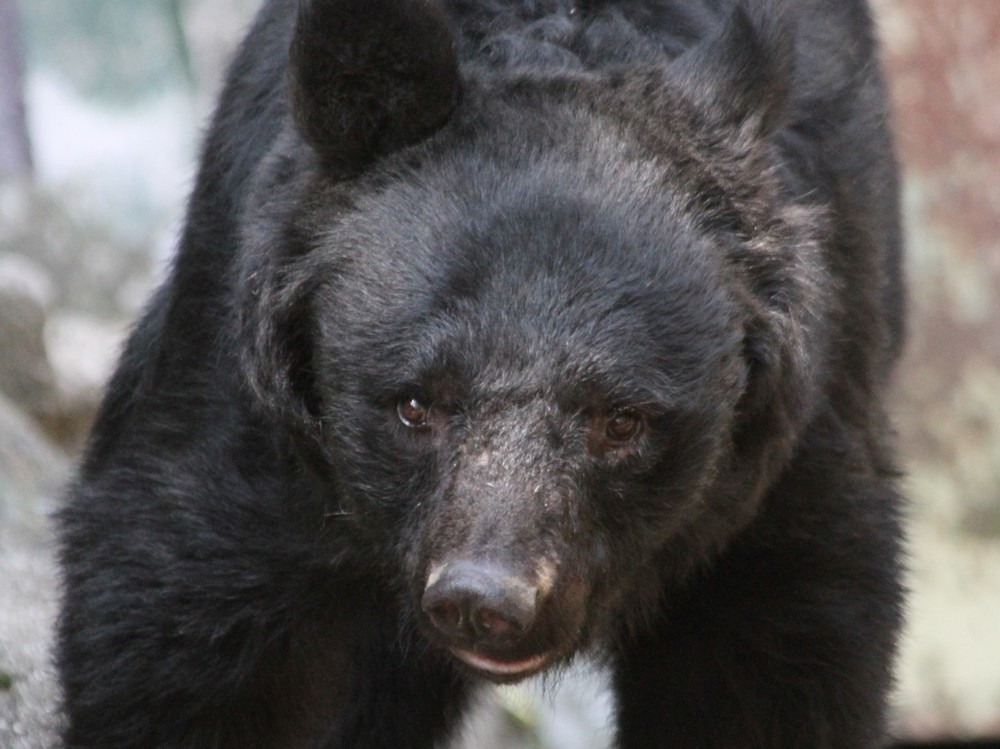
[671, 0, 795, 137]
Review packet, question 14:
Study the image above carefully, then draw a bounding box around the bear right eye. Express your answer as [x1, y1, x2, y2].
[605, 409, 644, 443]
[397, 397, 431, 428]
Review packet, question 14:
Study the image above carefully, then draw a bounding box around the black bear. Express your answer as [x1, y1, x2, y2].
[57, 0, 906, 746]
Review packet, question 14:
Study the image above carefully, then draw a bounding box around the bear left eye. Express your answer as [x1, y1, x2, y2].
[397, 397, 431, 428]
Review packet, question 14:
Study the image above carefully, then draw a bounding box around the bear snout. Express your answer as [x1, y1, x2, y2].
[422, 560, 540, 647]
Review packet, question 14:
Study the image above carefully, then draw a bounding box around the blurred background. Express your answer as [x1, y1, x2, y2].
[0, 0, 998, 746]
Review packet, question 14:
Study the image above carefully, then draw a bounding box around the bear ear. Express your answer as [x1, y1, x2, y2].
[289, 0, 461, 173]
[671, 0, 794, 137]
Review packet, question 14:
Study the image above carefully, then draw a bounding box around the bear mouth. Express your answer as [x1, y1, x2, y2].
[448, 646, 554, 682]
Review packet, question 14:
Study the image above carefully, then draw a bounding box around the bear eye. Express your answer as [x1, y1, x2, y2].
[604, 409, 644, 443]
[397, 397, 431, 428]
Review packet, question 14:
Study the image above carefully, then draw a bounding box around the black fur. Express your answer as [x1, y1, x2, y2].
[57, 0, 905, 746]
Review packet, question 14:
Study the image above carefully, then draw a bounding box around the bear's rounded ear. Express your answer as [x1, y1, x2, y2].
[289, 0, 461, 173]
[671, 0, 794, 137]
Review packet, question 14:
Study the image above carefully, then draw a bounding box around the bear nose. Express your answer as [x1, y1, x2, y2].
[422, 561, 538, 645]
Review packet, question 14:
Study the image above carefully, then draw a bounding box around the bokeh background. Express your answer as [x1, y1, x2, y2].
[1, 0, 998, 746]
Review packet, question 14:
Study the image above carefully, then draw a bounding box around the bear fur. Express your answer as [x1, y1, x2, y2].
[57, 0, 906, 746]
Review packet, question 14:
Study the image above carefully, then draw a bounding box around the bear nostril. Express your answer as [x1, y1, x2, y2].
[426, 600, 463, 634]
[422, 561, 538, 645]
[472, 606, 521, 638]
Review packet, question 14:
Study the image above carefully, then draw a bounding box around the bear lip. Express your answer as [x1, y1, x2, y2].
[448, 647, 552, 681]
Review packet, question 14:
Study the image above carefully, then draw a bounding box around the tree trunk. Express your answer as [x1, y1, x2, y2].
[0, 0, 33, 181]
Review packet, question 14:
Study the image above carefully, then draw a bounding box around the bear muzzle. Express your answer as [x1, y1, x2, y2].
[421, 559, 563, 681]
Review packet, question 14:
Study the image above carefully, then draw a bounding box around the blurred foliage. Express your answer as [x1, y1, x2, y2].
[21, 0, 191, 102]
[907, 362, 1000, 537]
[0, 185, 151, 316]
[876, 0, 1000, 539]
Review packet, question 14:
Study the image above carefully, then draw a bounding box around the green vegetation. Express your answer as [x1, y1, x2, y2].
[21, 0, 191, 102]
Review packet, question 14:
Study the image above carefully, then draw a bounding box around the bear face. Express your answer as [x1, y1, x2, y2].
[306, 162, 750, 680]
